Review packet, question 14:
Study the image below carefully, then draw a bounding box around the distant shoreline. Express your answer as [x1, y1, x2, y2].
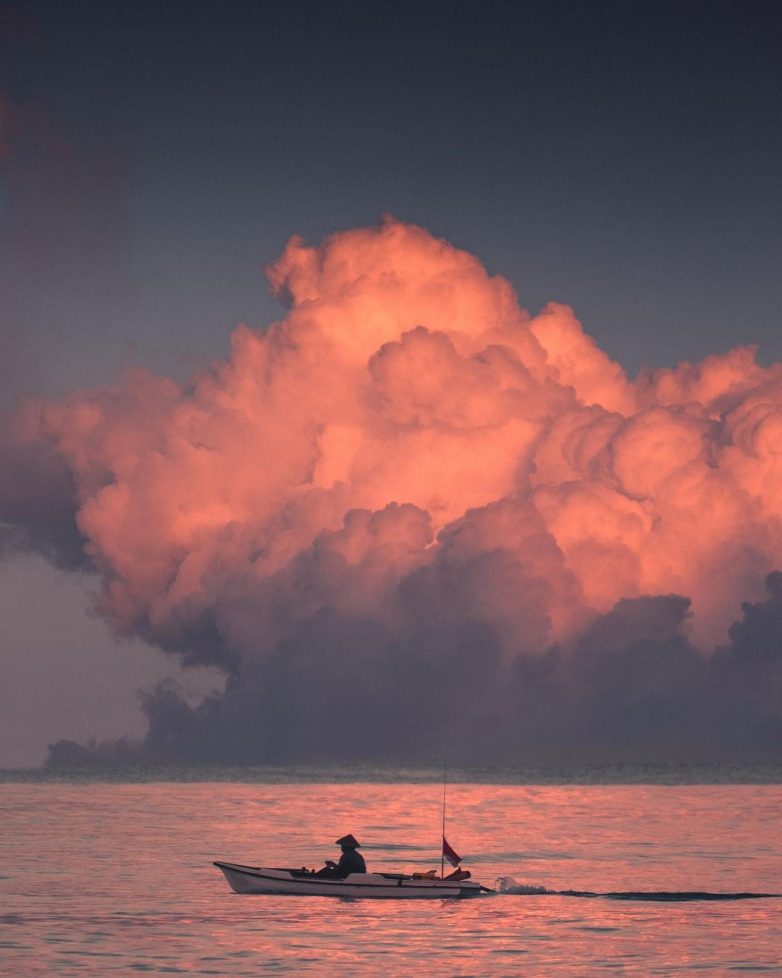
[2, 762, 781, 785]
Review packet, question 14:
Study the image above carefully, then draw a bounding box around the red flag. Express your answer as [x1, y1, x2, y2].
[442, 836, 462, 867]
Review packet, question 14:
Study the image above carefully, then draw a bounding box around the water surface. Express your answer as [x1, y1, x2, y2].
[2, 782, 780, 975]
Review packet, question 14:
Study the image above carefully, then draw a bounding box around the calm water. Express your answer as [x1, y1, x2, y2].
[1, 782, 780, 976]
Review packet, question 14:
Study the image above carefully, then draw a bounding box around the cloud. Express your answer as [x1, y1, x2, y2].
[0, 399, 84, 566]
[1, 218, 781, 763]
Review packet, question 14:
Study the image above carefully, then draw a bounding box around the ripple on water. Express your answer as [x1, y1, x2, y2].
[2, 782, 781, 977]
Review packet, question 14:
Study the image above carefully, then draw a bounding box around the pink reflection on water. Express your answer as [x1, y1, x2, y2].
[209, 782, 779, 893]
[3, 782, 781, 976]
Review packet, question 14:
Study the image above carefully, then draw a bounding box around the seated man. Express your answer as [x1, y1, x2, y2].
[316, 834, 366, 878]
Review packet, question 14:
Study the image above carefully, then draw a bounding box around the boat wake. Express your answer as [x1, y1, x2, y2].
[494, 878, 780, 901]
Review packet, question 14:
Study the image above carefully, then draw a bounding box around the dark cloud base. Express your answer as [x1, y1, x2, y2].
[48, 574, 782, 768]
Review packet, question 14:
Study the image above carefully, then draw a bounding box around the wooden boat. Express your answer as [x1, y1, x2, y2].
[213, 861, 486, 898]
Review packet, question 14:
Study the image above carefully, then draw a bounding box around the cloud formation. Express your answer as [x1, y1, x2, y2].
[1, 218, 781, 763]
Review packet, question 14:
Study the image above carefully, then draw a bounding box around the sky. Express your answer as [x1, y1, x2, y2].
[1, 0, 781, 767]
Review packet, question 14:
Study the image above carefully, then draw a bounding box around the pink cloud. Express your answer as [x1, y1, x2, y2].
[3, 219, 782, 761]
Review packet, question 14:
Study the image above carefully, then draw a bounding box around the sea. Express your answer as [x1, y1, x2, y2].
[1, 765, 780, 976]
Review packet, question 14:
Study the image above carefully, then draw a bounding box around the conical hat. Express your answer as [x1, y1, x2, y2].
[335, 833, 361, 848]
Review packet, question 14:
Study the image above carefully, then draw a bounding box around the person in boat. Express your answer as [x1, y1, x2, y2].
[315, 834, 366, 878]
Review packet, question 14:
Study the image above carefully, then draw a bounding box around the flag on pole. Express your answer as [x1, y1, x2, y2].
[442, 836, 462, 868]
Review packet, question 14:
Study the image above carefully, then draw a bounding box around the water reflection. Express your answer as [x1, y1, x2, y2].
[2, 783, 781, 975]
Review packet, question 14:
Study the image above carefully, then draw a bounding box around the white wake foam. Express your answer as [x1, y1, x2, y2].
[495, 876, 550, 894]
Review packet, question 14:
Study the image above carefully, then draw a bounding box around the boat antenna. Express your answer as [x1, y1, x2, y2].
[440, 760, 447, 879]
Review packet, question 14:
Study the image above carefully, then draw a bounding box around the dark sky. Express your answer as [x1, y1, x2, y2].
[1, 0, 781, 767]
[1, 0, 780, 397]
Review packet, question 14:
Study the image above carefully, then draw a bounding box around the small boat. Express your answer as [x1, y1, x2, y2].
[213, 861, 486, 898]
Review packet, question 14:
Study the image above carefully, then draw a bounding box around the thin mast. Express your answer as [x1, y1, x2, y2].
[440, 761, 447, 879]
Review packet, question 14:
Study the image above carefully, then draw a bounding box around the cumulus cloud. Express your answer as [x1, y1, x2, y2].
[0, 399, 84, 565]
[1, 218, 780, 763]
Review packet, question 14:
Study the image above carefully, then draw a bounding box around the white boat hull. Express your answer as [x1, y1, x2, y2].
[214, 862, 484, 899]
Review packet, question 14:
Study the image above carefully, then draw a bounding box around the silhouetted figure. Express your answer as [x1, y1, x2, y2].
[316, 834, 367, 878]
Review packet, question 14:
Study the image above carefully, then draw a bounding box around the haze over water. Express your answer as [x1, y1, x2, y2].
[3, 774, 780, 976]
